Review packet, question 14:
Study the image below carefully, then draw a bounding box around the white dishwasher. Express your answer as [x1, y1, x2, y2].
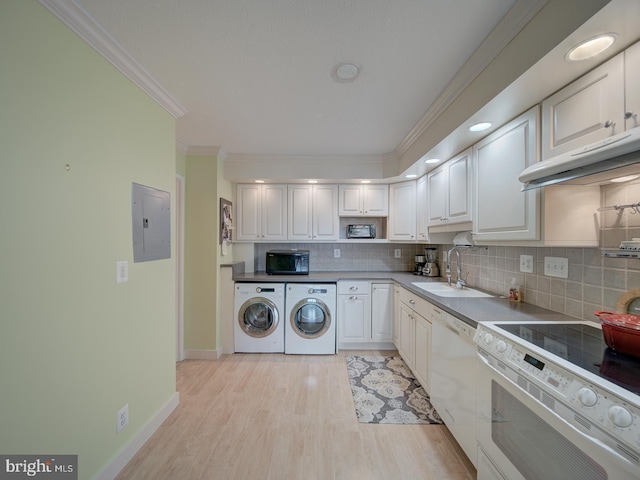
[430, 312, 477, 467]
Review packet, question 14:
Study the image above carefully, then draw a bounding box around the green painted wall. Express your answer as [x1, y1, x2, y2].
[184, 155, 219, 352]
[0, 2, 177, 478]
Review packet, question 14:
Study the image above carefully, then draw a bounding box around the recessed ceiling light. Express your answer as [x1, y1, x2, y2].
[405, 174, 417, 178]
[610, 174, 639, 183]
[566, 34, 616, 62]
[332, 63, 360, 82]
[469, 122, 492, 132]
[425, 158, 440, 164]
[255, 180, 265, 183]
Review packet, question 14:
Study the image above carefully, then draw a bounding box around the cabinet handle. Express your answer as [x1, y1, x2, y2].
[350, 286, 358, 291]
[604, 120, 614, 128]
[625, 111, 636, 120]
[409, 299, 415, 305]
[349, 296, 358, 300]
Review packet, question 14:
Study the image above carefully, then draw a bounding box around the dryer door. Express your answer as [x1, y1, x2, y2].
[290, 298, 332, 338]
[238, 298, 279, 338]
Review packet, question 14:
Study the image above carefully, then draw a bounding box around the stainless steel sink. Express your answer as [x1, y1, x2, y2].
[411, 282, 494, 298]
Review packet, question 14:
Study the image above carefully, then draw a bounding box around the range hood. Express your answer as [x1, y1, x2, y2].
[519, 128, 640, 190]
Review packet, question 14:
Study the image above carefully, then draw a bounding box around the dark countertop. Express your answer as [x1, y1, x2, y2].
[233, 270, 582, 329]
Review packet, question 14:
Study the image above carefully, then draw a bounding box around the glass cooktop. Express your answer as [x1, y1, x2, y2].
[496, 322, 640, 396]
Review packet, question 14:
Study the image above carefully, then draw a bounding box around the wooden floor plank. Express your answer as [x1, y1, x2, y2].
[115, 351, 476, 480]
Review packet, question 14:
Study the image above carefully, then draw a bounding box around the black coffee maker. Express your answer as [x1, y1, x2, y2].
[414, 254, 426, 275]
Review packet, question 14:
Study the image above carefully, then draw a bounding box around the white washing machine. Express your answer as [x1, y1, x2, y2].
[234, 283, 285, 353]
[285, 283, 337, 355]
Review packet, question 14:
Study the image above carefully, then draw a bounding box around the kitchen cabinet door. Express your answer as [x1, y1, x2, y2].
[428, 149, 472, 228]
[313, 184, 339, 240]
[371, 283, 393, 343]
[625, 41, 640, 132]
[338, 184, 388, 216]
[236, 184, 287, 241]
[363, 185, 389, 216]
[337, 294, 370, 343]
[416, 175, 429, 241]
[541, 53, 624, 160]
[474, 106, 540, 242]
[398, 302, 415, 370]
[388, 180, 416, 241]
[288, 184, 338, 240]
[413, 313, 431, 393]
[288, 184, 313, 240]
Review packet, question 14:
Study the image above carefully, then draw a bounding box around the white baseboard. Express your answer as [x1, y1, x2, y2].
[97, 392, 180, 480]
[184, 349, 221, 360]
[338, 342, 396, 351]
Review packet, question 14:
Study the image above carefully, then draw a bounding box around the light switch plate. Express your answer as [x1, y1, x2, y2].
[334, 249, 340, 258]
[544, 256, 568, 279]
[519, 255, 534, 273]
[116, 261, 128, 283]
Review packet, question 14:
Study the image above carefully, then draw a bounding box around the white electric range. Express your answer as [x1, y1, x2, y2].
[474, 320, 640, 480]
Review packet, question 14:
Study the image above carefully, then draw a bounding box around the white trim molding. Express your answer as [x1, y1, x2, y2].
[395, 0, 548, 158]
[185, 349, 221, 360]
[96, 392, 180, 480]
[39, 0, 187, 119]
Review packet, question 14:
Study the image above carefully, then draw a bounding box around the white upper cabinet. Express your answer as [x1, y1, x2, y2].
[625, 41, 640, 132]
[338, 184, 388, 216]
[427, 148, 473, 229]
[288, 184, 339, 241]
[416, 175, 429, 241]
[474, 107, 540, 242]
[236, 184, 287, 241]
[541, 53, 624, 160]
[388, 180, 416, 241]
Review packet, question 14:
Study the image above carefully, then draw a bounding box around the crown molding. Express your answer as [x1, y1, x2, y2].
[175, 138, 189, 155]
[39, 0, 187, 119]
[395, 0, 547, 157]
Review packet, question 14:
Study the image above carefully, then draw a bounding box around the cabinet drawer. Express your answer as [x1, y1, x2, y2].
[399, 287, 431, 315]
[337, 281, 371, 295]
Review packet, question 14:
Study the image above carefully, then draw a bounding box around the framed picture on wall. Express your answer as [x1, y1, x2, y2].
[220, 198, 233, 244]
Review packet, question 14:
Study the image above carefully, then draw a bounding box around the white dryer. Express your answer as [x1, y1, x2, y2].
[285, 283, 337, 354]
[234, 283, 285, 353]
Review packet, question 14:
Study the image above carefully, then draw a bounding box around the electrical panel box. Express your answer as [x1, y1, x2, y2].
[132, 183, 171, 263]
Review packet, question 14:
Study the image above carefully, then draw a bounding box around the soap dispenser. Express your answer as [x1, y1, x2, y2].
[509, 278, 523, 302]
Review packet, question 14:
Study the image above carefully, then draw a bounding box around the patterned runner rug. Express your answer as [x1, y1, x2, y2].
[345, 355, 443, 424]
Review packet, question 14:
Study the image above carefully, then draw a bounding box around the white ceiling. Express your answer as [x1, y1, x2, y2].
[68, 0, 518, 156]
[43, 0, 640, 182]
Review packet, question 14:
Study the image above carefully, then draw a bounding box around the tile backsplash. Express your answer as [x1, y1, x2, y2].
[254, 181, 640, 323]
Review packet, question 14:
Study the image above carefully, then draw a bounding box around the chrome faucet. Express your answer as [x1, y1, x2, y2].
[446, 246, 468, 288]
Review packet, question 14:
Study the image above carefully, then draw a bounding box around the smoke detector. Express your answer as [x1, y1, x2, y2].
[332, 63, 360, 82]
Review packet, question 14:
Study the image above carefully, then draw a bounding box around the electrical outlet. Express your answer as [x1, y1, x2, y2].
[394, 249, 401, 258]
[334, 249, 340, 258]
[116, 261, 128, 283]
[117, 404, 129, 433]
[544, 256, 568, 279]
[519, 255, 534, 273]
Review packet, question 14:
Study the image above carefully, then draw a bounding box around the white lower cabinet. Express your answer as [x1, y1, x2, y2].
[337, 281, 393, 349]
[412, 313, 431, 393]
[395, 287, 432, 389]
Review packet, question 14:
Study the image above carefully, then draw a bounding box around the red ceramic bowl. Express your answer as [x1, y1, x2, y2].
[594, 311, 640, 359]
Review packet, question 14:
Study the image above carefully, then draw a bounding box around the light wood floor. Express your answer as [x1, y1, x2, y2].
[116, 351, 476, 480]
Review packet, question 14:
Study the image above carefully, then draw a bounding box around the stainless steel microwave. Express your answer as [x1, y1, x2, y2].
[347, 224, 376, 239]
[266, 250, 309, 275]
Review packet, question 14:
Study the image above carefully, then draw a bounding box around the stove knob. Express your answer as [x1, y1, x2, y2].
[608, 405, 633, 428]
[496, 340, 507, 353]
[483, 333, 494, 345]
[577, 387, 598, 407]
